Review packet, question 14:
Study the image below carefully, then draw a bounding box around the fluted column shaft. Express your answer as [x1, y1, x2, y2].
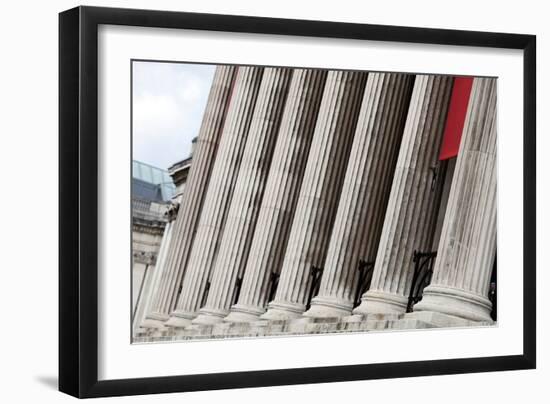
[191, 68, 293, 325]
[262, 70, 368, 320]
[354, 75, 453, 315]
[304, 73, 414, 318]
[137, 208, 176, 330]
[166, 66, 264, 327]
[224, 69, 328, 323]
[143, 66, 237, 326]
[414, 77, 497, 321]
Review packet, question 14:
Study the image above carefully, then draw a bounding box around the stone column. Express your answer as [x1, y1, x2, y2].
[414, 77, 497, 322]
[261, 70, 368, 321]
[165, 66, 264, 327]
[304, 73, 414, 318]
[142, 65, 237, 328]
[224, 69, 328, 323]
[353, 75, 453, 315]
[191, 68, 293, 325]
[137, 204, 178, 332]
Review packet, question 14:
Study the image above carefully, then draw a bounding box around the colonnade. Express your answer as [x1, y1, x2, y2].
[139, 65, 497, 336]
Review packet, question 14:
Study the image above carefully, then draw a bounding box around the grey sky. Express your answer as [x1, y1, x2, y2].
[132, 61, 215, 170]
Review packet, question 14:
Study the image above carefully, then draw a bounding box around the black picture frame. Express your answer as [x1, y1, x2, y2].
[59, 5, 536, 398]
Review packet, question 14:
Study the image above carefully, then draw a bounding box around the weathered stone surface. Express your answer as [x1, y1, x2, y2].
[135, 311, 492, 343]
[165, 66, 264, 327]
[414, 78, 497, 322]
[354, 75, 454, 315]
[225, 68, 328, 323]
[262, 70, 368, 321]
[143, 65, 238, 327]
[136, 69, 498, 342]
[191, 67, 293, 325]
[138, 219, 175, 331]
[404, 311, 493, 328]
[304, 72, 414, 318]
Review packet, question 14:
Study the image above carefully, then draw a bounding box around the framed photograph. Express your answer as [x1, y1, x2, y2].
[59, 5, 536, 398]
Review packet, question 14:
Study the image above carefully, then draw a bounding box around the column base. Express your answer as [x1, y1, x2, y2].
[141, 312, 170, 329]
[260, 301, 305, 321]
[303, 296, 353, 318]
[352, 290, 408, 315]
[192, 307, 228, 325]
[224, 304, 265, 323]
[413, 285, 493, 322]
[164, 310, 196, 328]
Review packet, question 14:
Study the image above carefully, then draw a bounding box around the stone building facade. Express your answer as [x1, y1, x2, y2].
[135, 65, 497, 342]
[131, 159, 191, 334]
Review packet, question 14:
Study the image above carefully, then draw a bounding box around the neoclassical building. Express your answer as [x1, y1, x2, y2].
[135, 65, 497, 341]
[131, 158, 191, 334]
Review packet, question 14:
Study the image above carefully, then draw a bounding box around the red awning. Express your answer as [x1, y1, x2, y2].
[439, 77, 474, 160]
